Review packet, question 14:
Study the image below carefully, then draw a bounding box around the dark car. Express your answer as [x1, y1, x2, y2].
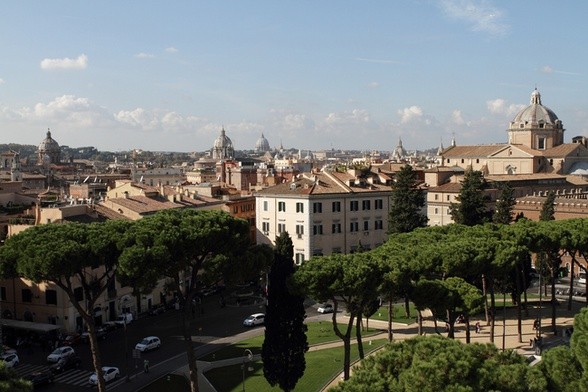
[61, 333, 81, 346]
[80, 326, 107, 343]
[25, 370, 54, 387]
[49, 355, 81, 374]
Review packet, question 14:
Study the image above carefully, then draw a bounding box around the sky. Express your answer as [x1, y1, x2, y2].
[1, 1, 587, 153]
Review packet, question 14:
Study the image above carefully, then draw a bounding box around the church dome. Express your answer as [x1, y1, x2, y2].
[38, 130, 60, 153]
[37, 130, 61, 165]
[255, 133, 270, 152]
[212, 127, 235, 160]
[511, 89, 560, 126]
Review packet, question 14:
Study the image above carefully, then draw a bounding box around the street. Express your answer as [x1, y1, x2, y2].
[13, 290, 273, 392]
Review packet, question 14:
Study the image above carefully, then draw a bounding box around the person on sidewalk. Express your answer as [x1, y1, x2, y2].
[475, 321, 481, 334]
[144, 359, 150, 373]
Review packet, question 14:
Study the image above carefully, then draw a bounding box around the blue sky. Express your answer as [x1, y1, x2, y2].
[1, 1, 587, 153]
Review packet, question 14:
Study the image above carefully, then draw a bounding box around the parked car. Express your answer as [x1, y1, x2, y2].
[62, 333, 81, 346]
[88, 366, 120, 385]
[579, 272, 587, 285]
[0, 353, 19, 368]
[81, 326, 107, 343]
[134, 336, 161, 352]
[149, 306, 166, 316]
[115, 313, 133, 326]
[47, 346, 75, 363]
[243, 313, 265, 327]
[1, 345, 16, 355]
[25, 370, 54, 387]
[317, 304, 334, 314]
[49, 355, 81, 374]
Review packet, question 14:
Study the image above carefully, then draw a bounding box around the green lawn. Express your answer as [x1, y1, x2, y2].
[205, 339, 388, 392]
[199, 321, 382, 362]
[368, 302, 417, 324]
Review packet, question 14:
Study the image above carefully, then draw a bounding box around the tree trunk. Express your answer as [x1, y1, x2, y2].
[515, 265, 523, 343]
[417, 310, 423, 336]
[86, 317, 107, 392]
[355, 313, 364, 360]
[550, 261, 557, 334]
[521, 261, 529, 317]
[404, 296, 410, 318]
[568, 257, 575, 311]
[482, 274, 489, 323]
[464, 316, 470, 344]
[182, 306, 200, 392]
[489, 281, 496, 343]
[387, 300, 393, 342]
[502, 292, 506, 351]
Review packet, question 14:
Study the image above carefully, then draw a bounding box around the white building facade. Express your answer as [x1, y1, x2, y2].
[255, 170, 392, 263]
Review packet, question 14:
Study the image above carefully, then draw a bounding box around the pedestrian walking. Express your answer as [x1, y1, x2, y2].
[475, 321, 481, 334]
[143, 359, 149, 373]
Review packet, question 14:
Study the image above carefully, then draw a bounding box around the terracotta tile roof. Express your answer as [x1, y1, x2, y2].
[442, 145, 507, 157]
[106, 195, 182, 214]
[255, 171, 392, 197]
[428, 182, 463, 192]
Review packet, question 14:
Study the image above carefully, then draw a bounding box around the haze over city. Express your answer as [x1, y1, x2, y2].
[1, 1, 587, 153]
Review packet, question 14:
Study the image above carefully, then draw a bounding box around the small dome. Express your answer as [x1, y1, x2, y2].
[212, 127, 235, 160]
[255, 133, 270, 152]
[511, 89, 559, 126]
[213, 128, 233, 150]
[38, 130, 60, 153]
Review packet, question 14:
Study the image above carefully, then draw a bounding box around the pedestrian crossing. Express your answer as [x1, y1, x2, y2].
[14, 362, 103, 388]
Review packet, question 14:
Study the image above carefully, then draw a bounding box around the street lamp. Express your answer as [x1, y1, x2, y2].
[241, 349, 253, 392]
[119, 296, 131, 382]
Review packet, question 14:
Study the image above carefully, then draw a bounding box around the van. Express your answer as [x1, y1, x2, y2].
[115, 313, 133, 326]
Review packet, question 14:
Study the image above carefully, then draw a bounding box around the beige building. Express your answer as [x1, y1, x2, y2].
[255, 169, 393, 263]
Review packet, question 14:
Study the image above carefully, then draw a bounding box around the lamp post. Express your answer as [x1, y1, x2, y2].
[241, 349, 253, 392]
[119, 297, 130, 382]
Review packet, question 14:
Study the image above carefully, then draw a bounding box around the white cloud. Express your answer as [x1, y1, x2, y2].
[398, 106, 423, 124]
[368, 82, 380, 89]
[165, 47, 178, 53]
[135, 53, 155, 59]
[40, 54, 88, 70]
[486, 98, 524, 116]
[438, 0, 509, 37]
[541, 65, 553, 74]
[540, 65, 581, 76]
[452, 109, 465, 125]
[0, 78, 4, 85]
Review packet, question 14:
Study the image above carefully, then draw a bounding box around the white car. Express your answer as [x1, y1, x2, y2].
[579, 272, 586, 285]
[243, 313, 265, 327]
[0, 353, 19, 368]
[46, 346, 75, 363]
[317, 304, 334, 314]
[134, 336, 161, 352]
[89, 366, 120, 385]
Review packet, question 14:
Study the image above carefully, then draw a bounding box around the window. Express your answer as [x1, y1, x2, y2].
[296, 225, 304, 236]
[375, 199, 383, 210]
[332, 201, 341, 212]
[362, 200, 371, 210]
[22, 288, 32, 303]
[263, 201, 268, 211]
[461, 159, 464, 163]
[233, 206, 238, 213]
[434, 208, 439, 214]
[313, 202, 322, 213]
[350, 201, 359, 211]
[74, 287, 84, 302]
[0, 287, 6, 301]
[278, 223, 286, 234]
[296, 202, 304, 213]
[295, 253, 305, 265]
[332, 223, 342, 234]
[45, 289, 57, 305]
[363, 220, 369, 231]
[538, 137, 546, 150]
[313, 225, 323, 235]
[313, 249, 323, 256]
[375, 220, 383, 230]
[446, 195, 450, 201]
[350, 222, 359, 232]
[278, 201, 286, 212]
[434, 194, 439, 200]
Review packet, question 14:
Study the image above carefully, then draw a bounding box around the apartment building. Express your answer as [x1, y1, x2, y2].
[255, 169, 393, 263]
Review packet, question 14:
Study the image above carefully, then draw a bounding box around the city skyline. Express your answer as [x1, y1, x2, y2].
[1, 1, 587, 153]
